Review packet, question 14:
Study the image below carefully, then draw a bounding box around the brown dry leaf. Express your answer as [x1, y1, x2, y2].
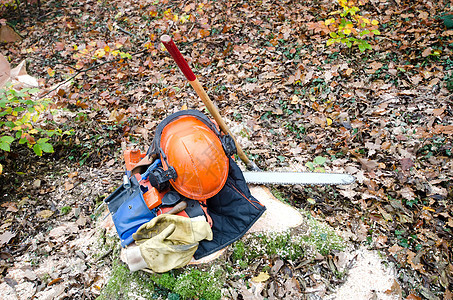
[447, 218, 453, 228]
[1, 202, 18, 212]
[377, 205, 393, 221]
[357, 157, 378, 171]
[37, 210, 54, 219]
[384, 279, 402, 298]
[64, 181, 74, 191]
[0, 231, 15, 246]
[251, 271, 270, 283]
[68, 171, 78, 179]
[48, 278, 63, 286]
[375, 235, 388, 248]
[339, 188, 357, 199]
[407, 250, 424, 271]
[431, 107, 445, 116]
[0, 55, 38, 89]
[290, 94, 300, 105]
[406, 294, 422, 300]
[0, 25, 21, 43]
[433, 125, 453, 135]
[400, 187, 416, 200]
[422, 47, 432, 58]
[109, 109, 127, 123]
[410, 75, 422, 85]
[400, 158, 414, 171]
[0, 53, 10, 87]
[388, 243, 403, 255]
[444, 289, 452, 300]
[345, 68, 354, 76]
[367, 61, 383, 74]
[284, 277, 302, 296]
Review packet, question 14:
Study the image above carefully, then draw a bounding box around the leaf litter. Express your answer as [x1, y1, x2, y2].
[1, 0, 453, 298]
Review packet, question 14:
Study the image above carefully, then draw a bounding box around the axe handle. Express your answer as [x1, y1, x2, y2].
[166, 201, 188, 215]
[160, 35, 259, 171]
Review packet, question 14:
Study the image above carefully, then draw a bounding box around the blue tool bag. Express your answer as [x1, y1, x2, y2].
[104, 176, 156, 247]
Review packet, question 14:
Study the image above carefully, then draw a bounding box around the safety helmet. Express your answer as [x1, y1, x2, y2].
[148, 110, 235, 201]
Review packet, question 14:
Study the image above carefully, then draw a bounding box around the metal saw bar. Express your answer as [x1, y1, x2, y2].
[242, 171, 355, 185]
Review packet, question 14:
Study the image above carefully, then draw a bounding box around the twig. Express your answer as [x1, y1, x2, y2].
[187, 23, 196, 35]
[96, 249, 113, 262]
[114, 23, 134, 37]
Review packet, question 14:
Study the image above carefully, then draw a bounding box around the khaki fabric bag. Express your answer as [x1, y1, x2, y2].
[132, 214, 212, 273]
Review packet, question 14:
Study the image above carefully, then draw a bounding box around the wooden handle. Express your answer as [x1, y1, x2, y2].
[188, 79, 256, 169]
[160, 35, 259, 171]
[166, 201, 188, 215]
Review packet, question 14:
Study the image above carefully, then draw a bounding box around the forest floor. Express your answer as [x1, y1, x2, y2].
[0, 0, 452, 299]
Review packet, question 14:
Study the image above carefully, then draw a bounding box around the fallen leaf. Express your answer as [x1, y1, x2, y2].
[367, 61, 383, 74]
[68, 171, 78, 179]
[431, 107, 445, 116]
[290, 94, 300, 104]
[384, 279, 402, 298]
[65, 181, 74, 191]
[375, 235, 388, 248]
[400, 158, 414, 171]
[0, 231, 15, 246]
[388, 243, 403, 255]
[406, 294, 422, 300]
[24, 269, 37, 281]
[48, 278, 63, 286]
[37, 210, 54, 219]
[422, 47, 432, 57]
[1, 202, 18, 212]
[0, 53, 11, 87]
[447, 219, 453, 228]
[407, 251, 424, 271]
[0, 25, 21, 43]
[357, 157, 378, 171]
[251, 271, 270, 283]
[400, 187, 416, 200]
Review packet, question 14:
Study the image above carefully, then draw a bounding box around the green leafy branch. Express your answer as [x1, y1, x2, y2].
[0, 84, 72, 161]
[324, 0, 381, 52]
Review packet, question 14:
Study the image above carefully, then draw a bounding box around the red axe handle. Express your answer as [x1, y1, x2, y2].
[160, 35, 259, 171]
[160, 35, 196, 81]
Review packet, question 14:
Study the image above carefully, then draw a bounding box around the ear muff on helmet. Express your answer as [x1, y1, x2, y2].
[148, 110, 233, 201]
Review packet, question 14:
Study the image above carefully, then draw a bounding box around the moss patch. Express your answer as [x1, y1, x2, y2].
[97, 262, 156, 300]
[300, 212, 346, 256]
[98, 263, 223, 300]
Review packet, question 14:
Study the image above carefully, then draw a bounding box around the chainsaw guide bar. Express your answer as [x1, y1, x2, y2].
[243, 171, 355, 186]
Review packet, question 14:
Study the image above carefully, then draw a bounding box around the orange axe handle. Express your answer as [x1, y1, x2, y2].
[160, 35, 259, 171]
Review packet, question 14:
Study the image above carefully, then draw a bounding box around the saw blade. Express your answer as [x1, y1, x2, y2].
[243, 171, 355, 185]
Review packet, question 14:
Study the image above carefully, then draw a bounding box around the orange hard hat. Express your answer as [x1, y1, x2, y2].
[159, 115, 229, 201]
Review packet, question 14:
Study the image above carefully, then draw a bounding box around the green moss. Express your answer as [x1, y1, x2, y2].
[148, 267, 223, 300]
[230, 212, 345, 266]
[100, 265, 223, 300]
[300, 213, 345, 256]
[60, 206, 71, 215]
[172, 268, 223, 300]
[232, 240, 246, 261]
[231, 231, 306, 264]
[97, 262, 156, 300]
